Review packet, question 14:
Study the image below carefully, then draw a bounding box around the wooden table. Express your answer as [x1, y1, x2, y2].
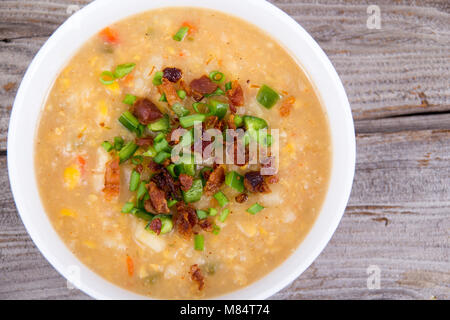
[0, 0, 448, 300]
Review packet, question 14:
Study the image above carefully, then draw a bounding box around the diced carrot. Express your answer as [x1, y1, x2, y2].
[126, 255, 134, 276]
[99, 27, 119, 44]
[121, 73, 134, 86]
[76, 156, 86, 175]
[182, 21, 196, 35]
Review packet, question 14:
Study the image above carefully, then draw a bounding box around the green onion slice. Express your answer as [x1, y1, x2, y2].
[194, 234, 204, 251]
[119, 141, 138, 163]
[179, 114, 206, 128]
[196, 210, 208, 220]
[153, 71, 163, 85]
[225, 171, 245, 193]
[118, 111, 140, 132]
[99, 71, 115, 85]
[182, 179, 203, 203]
[101, 141, 113, 152]
[121, 202, 134, 214]
[209, 71, 225, 84]
[247, 203, 264, 215]
[219, 208, 230, 222]
[173, 26, 189, 41]
[113, 63, 136, 79]
[256, 84, 280, 109]
[129, 170, 141, 192]
[213, 191, 229, 207]
[123, 94, 137, 105]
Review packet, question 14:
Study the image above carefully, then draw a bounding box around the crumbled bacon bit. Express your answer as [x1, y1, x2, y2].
[265, 175, 279, 184]
[204, 166, 225, 195]
[244, 171, 271, 193]
[235, 193, 248, 203]
[135, 136, 154, 148]
[147, 181, 170, 214]
[159, 78, 181, 105]
[227, 80, 244, 107]
[135, 164, 144, 174]
[180, 79, 192, 96]
[205, 115, 218, 129]
[179, 173, 194, 192]
[198, 219, 213, 232]
[227, 115, 237, 130]
[190, 264, 205, 290]
[133, 98, 163, 125]
[152, 169, 182, 200]
[103, 158, 120, 200]
[148, 218, 162, 235]
[144, 199, 155, 213]
[190, 75, 218, 100]
[162, 67, 182, 83]
[175, 202, 198, 237]
[148, 160, 162, 172]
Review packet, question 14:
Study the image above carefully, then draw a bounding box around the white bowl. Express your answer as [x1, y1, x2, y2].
[8, 0, 355, 299]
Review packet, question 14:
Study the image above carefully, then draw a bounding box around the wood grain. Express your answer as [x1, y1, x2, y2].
[0, 0, 449, 300]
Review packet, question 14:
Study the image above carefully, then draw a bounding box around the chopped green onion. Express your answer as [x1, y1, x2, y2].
[172, 102, 190, 117]
[177, 90, 187, 99]
[153, 151, 171, 164]
[129, 170, 141, 192]
[136, 181, 148, 200]
[154, 137, 171, 153]
[121, 202, 134, 214]
[209, 208, 218, 217]
[256, 84, 280, 109]
[225, 81, 232, 91]
[142, 145, 157, 158]
[196, 210, 209, 220]
[243, 115, 268, 131]
[131, 208, 153, 221]
[101, 141, 113, 152]
[153, 71, 163, 85]
[182, 179, 203, 203]
[204, 87, 224, 97]
[247, 203, 264, 215]
[131, 155, 144, 165]
[113, 63, 136, 79]
[234, 114, 244, 127]
[114, 136, 124, 150]
[214, 191, 229, 207]
[179, 114, 206, 128]
[219, 208, 230, 222]
[122, 94, 137, 105]
[173, 26, 189, 41]
[207, 100, 228, 119]
[119, 142, 138, 163]
[167, 199, 178, 208]
[212, 225, 221, 235]
[99, 71, 115, 85]
[159, 93, 167, 102]
[118, 111, 140, 132]
[209, 71, 225, 84]
[148, 114, 170, 132]
[225, 171, 245, 193]
[154, 132, 165, 143]
[166, 164, 177, 178]
[194, 234, 204, 251]
[136, 124, 145, 137]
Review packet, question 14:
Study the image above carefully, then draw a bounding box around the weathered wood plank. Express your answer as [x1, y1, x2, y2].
[0, 0, 449, 149]
[1, 129, 448, 299]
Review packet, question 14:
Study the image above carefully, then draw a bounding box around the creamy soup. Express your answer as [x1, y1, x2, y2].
[35, 7, 331, 299]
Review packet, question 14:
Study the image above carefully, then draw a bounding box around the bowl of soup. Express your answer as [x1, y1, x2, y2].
[8, 0, 355, 299]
